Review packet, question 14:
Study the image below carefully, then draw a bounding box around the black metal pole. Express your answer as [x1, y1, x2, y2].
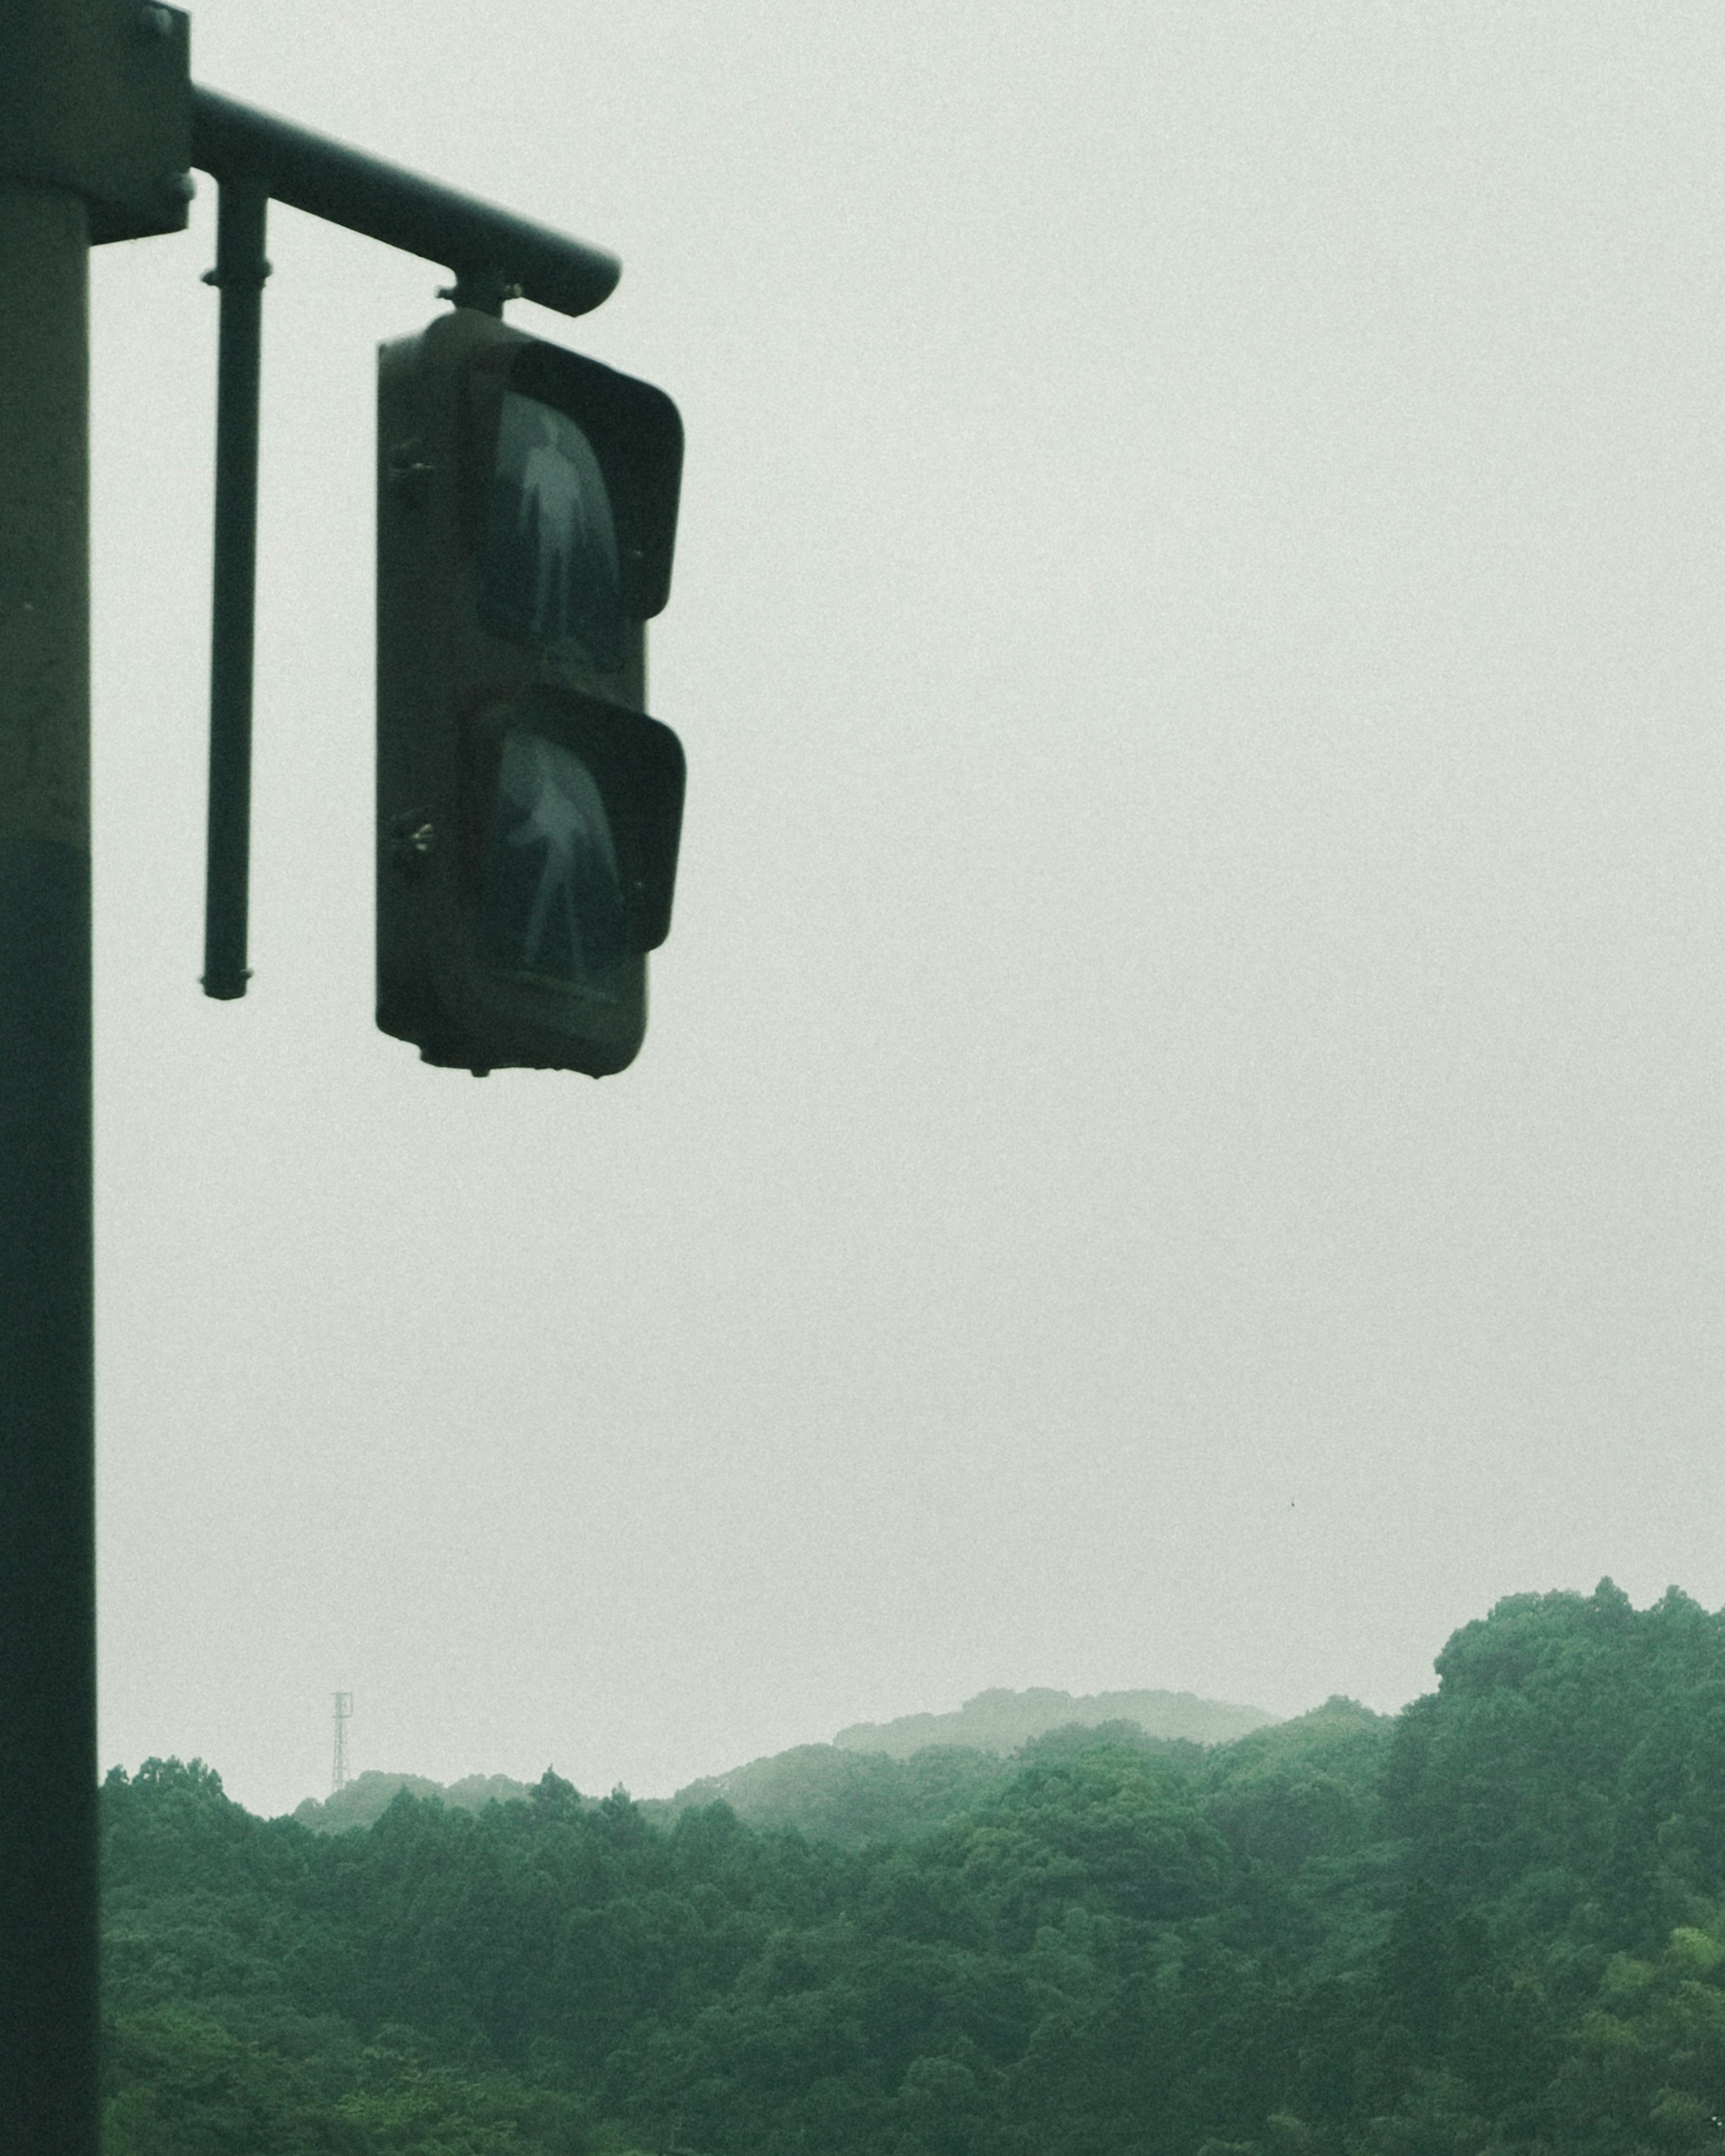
[0, 177, 98, 2156]
[201, 180, 270, 1000]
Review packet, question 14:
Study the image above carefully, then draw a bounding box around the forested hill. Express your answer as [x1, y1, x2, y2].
[658, 1721, 1216, 1845]
[832, 1684, 1276, 1758]
[295, 1770, 537, 1834]
[291, 1686, 1275, 1840]
[103, 1582, 1725, 2153]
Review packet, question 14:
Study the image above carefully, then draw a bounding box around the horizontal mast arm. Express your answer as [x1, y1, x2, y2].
[190, 86, 620, 319]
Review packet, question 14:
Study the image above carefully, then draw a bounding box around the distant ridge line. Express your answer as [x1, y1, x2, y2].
[832, 1686, 1276, 1759]
[293, 1770, 535, 1833]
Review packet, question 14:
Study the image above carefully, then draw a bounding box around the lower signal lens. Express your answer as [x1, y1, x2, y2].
[477, 728, 627, 992]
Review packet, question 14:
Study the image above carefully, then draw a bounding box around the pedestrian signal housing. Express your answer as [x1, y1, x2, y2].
[377, 308, 684, 1074]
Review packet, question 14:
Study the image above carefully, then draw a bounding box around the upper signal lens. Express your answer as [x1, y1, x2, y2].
[477, 390, 624, 672]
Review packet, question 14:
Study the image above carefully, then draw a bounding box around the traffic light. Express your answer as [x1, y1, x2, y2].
[376, 306, 684, 1075]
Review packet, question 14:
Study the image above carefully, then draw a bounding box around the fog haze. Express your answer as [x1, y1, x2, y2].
[89, 2, 1725, 1819]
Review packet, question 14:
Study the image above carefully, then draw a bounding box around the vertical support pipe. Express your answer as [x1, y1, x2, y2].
[0, 179, 97, 2155]
[202, 179, 270, 998]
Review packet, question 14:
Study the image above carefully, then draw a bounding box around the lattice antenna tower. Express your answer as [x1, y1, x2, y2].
[332, 1691, 354, 1795]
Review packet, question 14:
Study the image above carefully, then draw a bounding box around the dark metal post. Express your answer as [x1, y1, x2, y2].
[202, 180, 270, 999]
[0, 4, 186, 2139]
[0, 176, 98, 2156]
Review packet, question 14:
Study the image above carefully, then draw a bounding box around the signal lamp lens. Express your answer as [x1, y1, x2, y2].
[477, 390, 623, 671]
[477, 728, 628, 993]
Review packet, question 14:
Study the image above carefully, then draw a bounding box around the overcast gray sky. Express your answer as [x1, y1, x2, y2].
[90, 1, 1725, 1820]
